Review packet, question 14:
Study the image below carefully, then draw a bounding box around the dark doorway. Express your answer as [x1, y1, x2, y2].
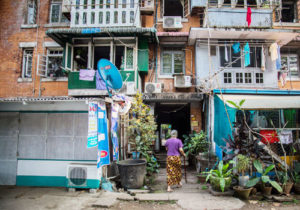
[94, 46, 110, 69]
[282, 1, 297, 23]
[155, 103, 190, 150]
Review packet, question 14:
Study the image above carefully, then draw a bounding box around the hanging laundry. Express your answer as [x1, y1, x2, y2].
[111, 103, 120, 161]
[224, 44, 229, 62]
[269, 43, 278, 61]
[244, 42, 250, 67]
[279, 130, 293, 144]
[96, 71, 107, 90]
[280, 72, 287, 87]
[261, 46, 266, 71]
[276, 45, 281, 70]
[232, 42, 240, 54]
[246, 7, 252, 27]
[79, 69, 95, 81]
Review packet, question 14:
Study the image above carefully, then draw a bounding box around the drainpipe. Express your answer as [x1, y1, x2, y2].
[154, 0, 159, 83]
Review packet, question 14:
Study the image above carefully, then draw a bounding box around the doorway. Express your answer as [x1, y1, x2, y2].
[155, 103, 190, 150]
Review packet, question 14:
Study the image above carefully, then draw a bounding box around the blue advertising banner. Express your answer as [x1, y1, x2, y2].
[111, 103, 119, 161]
[97, 102, 110, 168]
[87, 102, 98, 148]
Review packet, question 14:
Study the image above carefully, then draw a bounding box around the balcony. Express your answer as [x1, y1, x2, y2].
[68, 71, 136, 96]
[204, 7, 273, 28]
[69, 0, 141, 28]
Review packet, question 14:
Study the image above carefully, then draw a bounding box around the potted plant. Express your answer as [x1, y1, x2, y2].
[246, 160, 282, 196]
[204, 160, 234, 192]
[183, 131, 210, 171]
[293, 172, 300, 194]
[232, 155, 253, 200]
[118, 93, 158, 189]
[277, 170, 294, 195]
[236, 154, 251, 187]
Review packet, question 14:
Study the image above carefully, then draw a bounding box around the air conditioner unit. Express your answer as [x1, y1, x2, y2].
[145, 82, 162, 94]
[174, 75, 192, 88]
[66, 163, 100, 189]
[118, 82, 136, 95]
[141, 0, 154, 9]
[62, 0, 71, 13]
[163, 16, 182, 29]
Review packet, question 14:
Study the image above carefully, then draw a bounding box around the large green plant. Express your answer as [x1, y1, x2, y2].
[204, 160, 234, 192]
[246, 160, 282, 193]
[183, 131, 209, 156]
[128, 92, 157, 157]
[236, 154, 250, 176]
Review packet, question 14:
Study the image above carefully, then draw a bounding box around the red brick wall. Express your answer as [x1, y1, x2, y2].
[0, 0, 68, 98]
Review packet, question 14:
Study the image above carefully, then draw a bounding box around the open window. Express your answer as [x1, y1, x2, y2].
[26, 0, 37, 24]
[22, 48, 33, 78]
[161, 0, 189, 18]
[73, 47, 88, 70]
[282, 0, 298, 23]
[49, 0, 69, 23]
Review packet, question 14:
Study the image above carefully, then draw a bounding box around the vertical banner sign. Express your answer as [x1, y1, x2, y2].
[97, 102, 110, 168]
[111, 103, 119, 161]
[87, 102, 98, 148]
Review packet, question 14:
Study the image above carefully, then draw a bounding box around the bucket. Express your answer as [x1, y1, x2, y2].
[117, 159, 147, 189]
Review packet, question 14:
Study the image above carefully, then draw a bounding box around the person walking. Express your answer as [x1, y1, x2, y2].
[165, 130, 186, 192]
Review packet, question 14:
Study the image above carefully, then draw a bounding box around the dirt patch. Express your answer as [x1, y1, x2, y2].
[112, 200, 182, 210]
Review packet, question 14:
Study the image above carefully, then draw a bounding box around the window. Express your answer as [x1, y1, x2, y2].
[114, 46, 134, 70]
[245, 73, 252, 83]
[47, 49, 65, 77]
[73, 47, 88, 70]
[161, 0, 188, 18]
[281, 54, 299, 78]
[236, 72, 243, 83]
[161, 50, 184, 75]
[224, 72, 232, 83]
[255, 73, 263, 84]
[26, 0, 37, 24]
[22, 49, 33, 78]
[220, 46, 241, 68]
[50, 0, 69, 23]
[282, 0, 298, 23]
[246, 47, 262, 68]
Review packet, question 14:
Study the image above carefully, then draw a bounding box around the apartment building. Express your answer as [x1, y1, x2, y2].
[0, 0, 299, 187]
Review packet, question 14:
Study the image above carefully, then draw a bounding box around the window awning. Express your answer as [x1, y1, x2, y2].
[218, 94, 300, 110]
[189, 28, 299, 45]
[46, 27, 158, 46]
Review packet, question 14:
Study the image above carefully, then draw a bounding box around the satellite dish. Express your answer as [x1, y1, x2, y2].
[97, 59, 123, 97]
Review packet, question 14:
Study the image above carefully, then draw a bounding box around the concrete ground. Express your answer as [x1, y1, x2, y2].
[0, 168, 299, 210]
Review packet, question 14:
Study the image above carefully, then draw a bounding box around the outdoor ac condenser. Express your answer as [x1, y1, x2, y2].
[163, 16, 183, 29]
[145, 82, 162, 94]
[66, 163, 100, 189]
[174, 75, 192, 88]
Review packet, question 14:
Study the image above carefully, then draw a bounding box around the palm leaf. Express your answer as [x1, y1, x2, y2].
[253, 160, 263, 174]
[270, 181, 282, 193]
[261, 175, 271, 184]
[220, 177, 225, 192]
[218, 161, 223, 176]
[246, 177, 260, 187]
[239, 99, 246, 107]
[226, 100, 240, 109]
[263, 165, 274, 176]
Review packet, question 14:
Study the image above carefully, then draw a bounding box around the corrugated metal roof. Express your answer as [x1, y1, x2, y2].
[46, 27, 158, 45]
[0, 97, 105, 102]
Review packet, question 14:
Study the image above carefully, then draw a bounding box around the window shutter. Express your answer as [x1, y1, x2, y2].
[161, 0, 164, 18]
[65, 43, 73, 71]
[37, 54, 48, 77]
[138, 39, 149, 73]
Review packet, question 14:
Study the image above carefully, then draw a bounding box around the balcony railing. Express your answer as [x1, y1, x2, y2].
[70, 0, 140, 28]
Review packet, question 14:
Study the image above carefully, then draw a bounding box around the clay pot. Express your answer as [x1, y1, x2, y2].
[233, 186, 253, 200]
[262, 186, 272, 196]
[282, 182, 294, 195]
[197, 174, 207, 184]
[294, 183, 300, 194]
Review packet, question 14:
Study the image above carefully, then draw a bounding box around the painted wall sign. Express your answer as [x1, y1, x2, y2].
[97, 102, 110, 168]
[87, 102, 98, 148]
[143, 93, 203, 101]
[82, 28, 101, 34]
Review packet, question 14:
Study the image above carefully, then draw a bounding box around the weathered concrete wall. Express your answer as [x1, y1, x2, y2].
[0, 112, 19, 185]
[0, 102, 97, 185]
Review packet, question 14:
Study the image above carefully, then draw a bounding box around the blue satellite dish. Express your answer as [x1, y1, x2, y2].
[97, 59, 123, 96]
